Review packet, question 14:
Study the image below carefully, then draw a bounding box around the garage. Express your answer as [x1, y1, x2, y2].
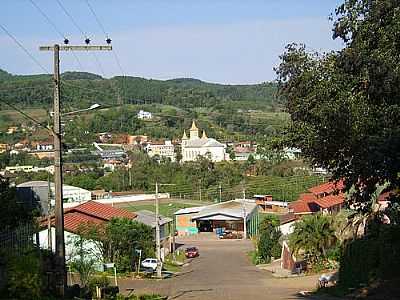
[175, 199, 259, 238]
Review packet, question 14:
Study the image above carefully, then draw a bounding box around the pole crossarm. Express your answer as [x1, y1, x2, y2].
[39, 45, 112, 51]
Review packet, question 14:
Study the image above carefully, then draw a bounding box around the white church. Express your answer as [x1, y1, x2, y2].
[181, 121, 226, 162]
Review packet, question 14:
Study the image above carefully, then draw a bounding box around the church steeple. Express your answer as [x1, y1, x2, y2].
[201, 130, 207, 139]
[190, 120, 198, 131]
[189, 120, 199, 140]
[182, 130, 188, 140]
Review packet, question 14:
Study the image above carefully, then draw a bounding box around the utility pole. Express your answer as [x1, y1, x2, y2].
[154, 182, 176, 278]
[242, 188, 247, 240]
[219, 183, 222, 203]
[199, 180, 202, 202]
[47, 175, 52, 250]
[155, 182, 162, 278]
[40, 44, 112, 296]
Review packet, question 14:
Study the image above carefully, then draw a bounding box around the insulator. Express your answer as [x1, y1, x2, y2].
[85, 38, 91, 45]
[64, 38, 69, 45]
[106, 38, 112, 44]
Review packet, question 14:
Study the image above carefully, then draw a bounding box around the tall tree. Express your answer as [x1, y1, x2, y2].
[276, 0, 400, 206]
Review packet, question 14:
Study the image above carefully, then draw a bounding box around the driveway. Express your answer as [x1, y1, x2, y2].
[118, 238, 321, 300]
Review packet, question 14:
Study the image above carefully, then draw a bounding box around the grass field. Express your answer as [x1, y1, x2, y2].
[0, 108, 48, 126]
[117, 199, 201, 219]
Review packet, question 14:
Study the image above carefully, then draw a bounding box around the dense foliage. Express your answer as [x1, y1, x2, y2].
[339, 214, 400, 289]
[289, 214, 337, 265]
[257, 215, 282, 263]
[73, 218, 155, 273]
[0, 69, 278, 111]
[276, 0, 400, 206]
[0, 175, 35, 229]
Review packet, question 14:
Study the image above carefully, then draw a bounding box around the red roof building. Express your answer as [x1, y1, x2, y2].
[289, 180, 345, 215]
[41, 201, 136, 234]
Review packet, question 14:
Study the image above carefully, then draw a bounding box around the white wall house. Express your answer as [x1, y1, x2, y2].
[145, 140, 175, 161]
[181, 121, 226, 162]
[137, 110, 153, 120]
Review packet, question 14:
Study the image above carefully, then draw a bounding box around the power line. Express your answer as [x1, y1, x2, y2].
[84, 0, 108, 38]
[29, 0, 66, 41]
[0, 23, 49, 73]
[28, 0, 83, 70]
[55, 0, 87, 39]
[0, 98, 50, 130]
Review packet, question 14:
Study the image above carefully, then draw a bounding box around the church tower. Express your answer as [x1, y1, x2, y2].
[182, 129, 188, 147]
[189, 120, 199, 140]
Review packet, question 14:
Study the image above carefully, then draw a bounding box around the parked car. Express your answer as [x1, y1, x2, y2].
[185, 247, 199, 258]
[141, 258, 158, 271]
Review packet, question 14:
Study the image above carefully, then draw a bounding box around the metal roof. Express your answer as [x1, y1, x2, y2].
[17, 180, 90, 193]
[135, 210, 172, 228]
[175, 200, 257, 221]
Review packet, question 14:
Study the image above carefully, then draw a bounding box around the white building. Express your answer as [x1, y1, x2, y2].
[283, 147, 302, 160]
[137, 110, 153, 120]
[17, 181, 92, 213]
[181, 121, 226, 162]
[145, 140, 175, 161]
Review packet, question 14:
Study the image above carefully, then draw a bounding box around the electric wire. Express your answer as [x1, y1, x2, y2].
[55, 0, 87, 39]
[0, 98, 50, 131]
[0, 23, 49, 74]
[28, 0, 84, 70]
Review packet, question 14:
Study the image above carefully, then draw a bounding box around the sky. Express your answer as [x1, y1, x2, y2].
[0, 0, 343, 84]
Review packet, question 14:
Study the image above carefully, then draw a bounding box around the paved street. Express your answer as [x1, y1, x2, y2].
[119, 238, 321, 300]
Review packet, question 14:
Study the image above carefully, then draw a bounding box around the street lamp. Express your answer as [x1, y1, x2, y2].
[50, 103, 101, 117]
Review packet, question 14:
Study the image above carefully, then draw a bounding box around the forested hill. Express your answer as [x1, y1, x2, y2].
[0, 69, 278, 110]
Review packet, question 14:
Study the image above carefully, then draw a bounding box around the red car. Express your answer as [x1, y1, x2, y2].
[185, 247, 199, 258]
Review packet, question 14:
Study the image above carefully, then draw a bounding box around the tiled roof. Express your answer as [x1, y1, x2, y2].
[66, 200, 136, 221]
[40, 201, 136, 234]
[62, 212, 104, 233]
[279, 213, 298, 225]
[297, 193, 317, 203]
[289, 200, 319, 214]
[308, 180, 344, 195]
[314, 194, 345, 209]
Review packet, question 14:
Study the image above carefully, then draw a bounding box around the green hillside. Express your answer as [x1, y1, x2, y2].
[0, 69, 287, 143]
[0, 69, 279, 110]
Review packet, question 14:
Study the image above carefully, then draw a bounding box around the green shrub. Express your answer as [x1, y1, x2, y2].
[6, 252, 42, 300]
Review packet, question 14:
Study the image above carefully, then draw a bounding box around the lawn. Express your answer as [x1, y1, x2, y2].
[119, 200, 199, 219]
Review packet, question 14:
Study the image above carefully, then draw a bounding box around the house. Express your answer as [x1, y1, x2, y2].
[145, 140, 175, 161]
[233, 146, 257, 161]
[181, 121, 226, 162]
[37, 201, 137, 261]
[137, 110, 152, 120]
[17, 181, 92, 214]
[254, 195, 288, 213]
[135, 210, 173, 259]
[175, 199, 259, 238]
[289, 180, 345, 216]
[128, 135, 148, 145]
[32, 140, 54, 151]
[278, 213, 297, 235]
[7, 126, 18, 134]
[0, 143, 9, 153]
[283, 147, 302, 160]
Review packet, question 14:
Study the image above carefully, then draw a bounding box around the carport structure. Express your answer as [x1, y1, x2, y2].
[175, 199, 259, 238]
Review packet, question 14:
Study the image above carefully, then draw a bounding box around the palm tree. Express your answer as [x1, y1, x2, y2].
[289, 214, 336, 264]
[345, 182, 389, 238]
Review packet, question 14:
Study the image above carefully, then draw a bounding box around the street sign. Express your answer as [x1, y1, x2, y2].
[104, 263, 115, 268]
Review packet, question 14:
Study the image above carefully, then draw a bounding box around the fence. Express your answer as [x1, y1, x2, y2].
[0, 222, 36, 255]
